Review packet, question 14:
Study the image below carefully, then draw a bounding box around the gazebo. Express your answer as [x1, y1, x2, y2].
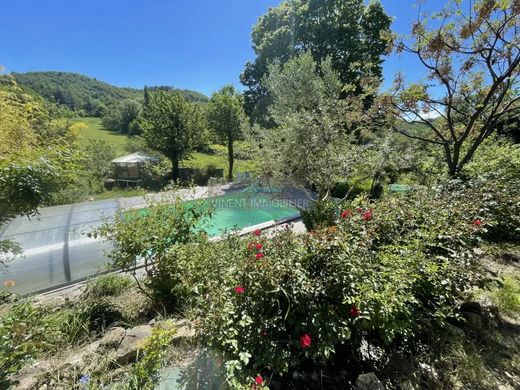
[111, 152, 160, 186]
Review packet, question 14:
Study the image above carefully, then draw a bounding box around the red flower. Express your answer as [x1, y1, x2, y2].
[350, 306, 360, 317]
[253, 229, 261, 236]
[234, 285, 245, 294]
[256, 253, 264, 259]
[255, 375, 263, 385]
[340, 209, 352, 219]
[256, 242, 263, 250]
[362, 210, 372, 221]
[356, 207, 363, 213]
[299, 333, 312, 348]
[473, 219, 482, 227]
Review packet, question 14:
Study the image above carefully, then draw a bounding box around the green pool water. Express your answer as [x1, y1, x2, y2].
[130, 191, 300, 237]
[190, 191, 300, 236]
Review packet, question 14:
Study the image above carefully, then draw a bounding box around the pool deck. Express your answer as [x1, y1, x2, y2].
[118, 183, 313, 211]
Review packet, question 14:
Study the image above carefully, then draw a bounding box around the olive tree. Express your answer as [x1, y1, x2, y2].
[258, 52, 371, 200]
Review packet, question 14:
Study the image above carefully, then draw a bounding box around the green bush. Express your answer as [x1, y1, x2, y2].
[86, 274, 133, 298]
[195, 189, 485, 388]
[123, 322, 177, 390]
[461, 137, 520, 241]
[0, 302, 49, 387]
[301, 199, 338, 230]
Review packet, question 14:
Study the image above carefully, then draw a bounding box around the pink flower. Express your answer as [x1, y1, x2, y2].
[256, 242, 263, 250]
[362, 210, 372, 221]
[234, 285, 245, 294]
[340, 209, 352, 219]
[350, 306, 360, 317]
[256, 253, 264, 259]
[255, 375, 263, 385]
[253, 229, 261, 236]
[299, 333, 311, 348]
[473, 219, 482, 227]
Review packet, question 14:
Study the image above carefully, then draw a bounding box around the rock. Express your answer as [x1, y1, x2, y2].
[387, 353, 414, 376]
[460, 301, 482, 315]
[355, 372, 385, 390]
[171, 323, 195, 345]
[399, 380, 419, 390]
[443, 321, 465, 338]
[114, 324, 152, 364]
[473, 248, 485, 256]
[418, 363, 439, 384]
[502, 252, 520, 263]
[10, 361, 52, 390]
[462, 311, 483, 330]
[99, 326, 126, 349]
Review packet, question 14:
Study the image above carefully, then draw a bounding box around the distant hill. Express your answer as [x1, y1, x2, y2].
[12, 71, 208, 116]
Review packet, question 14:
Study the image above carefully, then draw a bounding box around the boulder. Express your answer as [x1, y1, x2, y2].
[443, 321, 465, 339]
[10, 361, 53, 390]
[98, 326, 126, 349]
[386, 353, 414, 376]
[460, 301, 482, 315]
[355, 372, 385, 390]
[502, 252, 520, 263]
[114, 324, 152, 364]
[462, 311, 483, 330]
[400, 380, 419, 390]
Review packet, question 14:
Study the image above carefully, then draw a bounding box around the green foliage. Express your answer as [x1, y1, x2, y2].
[195, 189, 485, 388]
[258, 52, 370, 198]
[492, 276, 520, 317]
[86, 274, 133, 298]
[12, 71, 207, 116]
[462, 137, 520, 241]
[389, 0, 520, 175]
[207, 85, 247, 180]
[301, 199, 338, 230]
[123, 323, 177, 390]
[0, 302, 48, 387]
[0, 160, 59, 224]
[81, 139, 117, 190]
[102, 99, 142, 134]
[242, 0, 392, 124]
[141, 90, 206, 182]
[94, 196, 212, 307]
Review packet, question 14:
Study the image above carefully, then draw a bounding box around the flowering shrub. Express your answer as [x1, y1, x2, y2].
[462, 138, 520, 242]
[195, 189, 486, 388]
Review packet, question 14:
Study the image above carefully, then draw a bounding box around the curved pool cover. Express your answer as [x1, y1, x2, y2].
[0, 192, 300, 294]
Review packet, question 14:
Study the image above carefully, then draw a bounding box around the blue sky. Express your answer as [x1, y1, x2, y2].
[1, 0, 427, 96]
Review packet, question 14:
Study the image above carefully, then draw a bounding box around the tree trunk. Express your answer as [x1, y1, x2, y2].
[227, 140, 234, 182]
[171, 155, 180, 183]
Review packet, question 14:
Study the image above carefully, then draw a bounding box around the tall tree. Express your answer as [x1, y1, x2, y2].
[258, 52, 371, 199]
[241, 0, 391, 125]
[141, 90, 203, 182]
[207, 85, 246, 181]
[388, 0, 519, 176]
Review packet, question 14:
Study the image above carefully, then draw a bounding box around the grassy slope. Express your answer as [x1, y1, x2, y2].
[75, 117, 130, 155]
[76, 117, 252, 173]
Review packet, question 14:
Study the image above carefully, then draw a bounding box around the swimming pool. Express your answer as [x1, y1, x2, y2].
[0, 191, 301, 294]
[188, 191, 300, 236]
[130, 191, 301, 236]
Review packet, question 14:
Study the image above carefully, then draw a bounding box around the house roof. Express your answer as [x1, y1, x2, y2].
[111, 152, 159, 164]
